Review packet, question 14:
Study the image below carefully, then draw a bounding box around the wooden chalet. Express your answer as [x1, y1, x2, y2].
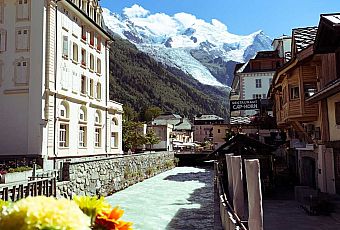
[307, 14, 340, 194]
[271, 27, 319, 144]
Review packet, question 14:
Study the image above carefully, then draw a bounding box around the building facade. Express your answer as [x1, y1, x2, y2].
[0, 0, 123, 168]
[232, 51, 284, 116]
[194, 114, 224, 143]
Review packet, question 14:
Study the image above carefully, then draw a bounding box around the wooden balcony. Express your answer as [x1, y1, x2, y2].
[275, 100, 318, 126]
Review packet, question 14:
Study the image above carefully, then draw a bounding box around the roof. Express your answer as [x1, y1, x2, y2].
[292, 26, 318, 53]
[153, 114, 192, 131]
[64, 0, 112, 39]
[314, 13, 340, 53]
[194, 114, 224, 121]
[208, 134, 275, 159]
[229, 117, 251, 125]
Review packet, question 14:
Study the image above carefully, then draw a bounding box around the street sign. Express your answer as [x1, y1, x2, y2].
[230, 99, 260, 111]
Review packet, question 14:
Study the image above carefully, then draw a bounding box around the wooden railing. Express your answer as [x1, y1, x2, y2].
[0, 177, 57, 201]
[214, 162, 247, 230]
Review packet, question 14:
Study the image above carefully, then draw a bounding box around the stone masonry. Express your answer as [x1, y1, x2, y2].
[57, 151, 175, 198]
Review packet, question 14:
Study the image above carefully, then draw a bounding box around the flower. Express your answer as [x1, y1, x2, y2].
[95, 207, 133, 230]
[73, 196, 112, 224]
[0, 196, 91, 230]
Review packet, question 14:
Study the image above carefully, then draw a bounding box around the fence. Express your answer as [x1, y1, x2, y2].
[214, 161, 247, 230]
[0, 177, 56, 201]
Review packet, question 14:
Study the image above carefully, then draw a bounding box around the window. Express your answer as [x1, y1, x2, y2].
[89, 79, 94, 97]
[62, 36, 68, 58]
[0, 30, 6, 52]
[0, 0, 3, 23]
[81, 49, 86, 66]
[81, 26, 86, 40]
[90, 32, 94, 46]
[79, 106, 87, 122]
[96, 82, 101, 99]
[59, 124, 69, 147]
[79, 126, 87, 147]
[59, 101, 69, 119]
[111, 132, 118, 148]
[97, 36, 101, 51]
[81, 0, 86, 12]
[218, 129, 220, 133]
[97, 58, 101, 74]
[252, 94, 262, 99]
[14, 59, 29, 85]
[95, 128, 101, 147]
[72, 43, 78, 62]
[90, 54, 94, 70]
[304, 83, 317, 98]
[0, 61, 3, 86]
[16, 28, 30, 51]
[81, 75, 86, 94]
[95, 111, 101, 124]
[336, 102, 340, 125]
[17, 0, 30, 20]
[255, 79, 262, 88]
[262, 94, 267, 99]
[290, 86, 299, 100]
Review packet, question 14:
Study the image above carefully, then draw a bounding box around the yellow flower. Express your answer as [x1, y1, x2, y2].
[0, 199, 10, 213]
[73, 195, 112, 224]
[0, 196, 91, 230]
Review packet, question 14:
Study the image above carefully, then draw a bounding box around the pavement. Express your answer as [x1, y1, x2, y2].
[264, 199, 340, 230]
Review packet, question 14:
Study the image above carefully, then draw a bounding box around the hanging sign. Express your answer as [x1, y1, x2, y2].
[230, 99, 260, 111]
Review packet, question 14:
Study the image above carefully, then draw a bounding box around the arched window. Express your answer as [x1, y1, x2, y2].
[95, 110, 101, 124]
[79, 106, 87, 122]
[59, 101, 70, 147]
[59, 101, 69, 119]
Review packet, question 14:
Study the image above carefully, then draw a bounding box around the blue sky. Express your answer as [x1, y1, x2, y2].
[100, 0, 340, 39]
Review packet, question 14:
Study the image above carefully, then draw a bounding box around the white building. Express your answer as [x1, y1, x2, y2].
[0, 0, 123, 168]
[231, 51, 283, 116]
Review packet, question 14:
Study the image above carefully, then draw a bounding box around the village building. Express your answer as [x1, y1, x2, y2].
[231, 50, 284, 116]
[193, 114, 224, 143]
[149, 113, 194, 151]
[0, 0, 123, 169]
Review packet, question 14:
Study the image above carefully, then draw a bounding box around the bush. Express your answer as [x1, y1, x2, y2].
[7, 166, 32, 173]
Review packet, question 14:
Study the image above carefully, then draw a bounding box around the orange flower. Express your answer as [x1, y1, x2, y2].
[95, 207, 133, 230]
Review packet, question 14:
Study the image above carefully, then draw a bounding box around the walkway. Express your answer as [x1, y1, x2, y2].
[264, 199, 340, 230]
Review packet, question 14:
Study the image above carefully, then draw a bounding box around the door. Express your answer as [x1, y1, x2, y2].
[301, 156, 316, 188]
[334, 149, 340, 194]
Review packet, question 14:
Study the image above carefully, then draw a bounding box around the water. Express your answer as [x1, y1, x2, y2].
[106, 166, 214, 230]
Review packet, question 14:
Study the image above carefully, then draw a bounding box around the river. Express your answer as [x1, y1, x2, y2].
[106, 166, 214, 230]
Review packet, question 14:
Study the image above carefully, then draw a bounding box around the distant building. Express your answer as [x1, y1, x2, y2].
[0, 0, 123, 168]
[231, 51, 284, 116]
[194, 114, 224, 143]
[272, 35, 292, 63]
[147, 124, 173, 151]
[212, 124, 230, 149]
[148, 113, 194, 150]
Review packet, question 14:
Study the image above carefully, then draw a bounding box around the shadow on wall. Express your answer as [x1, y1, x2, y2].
[163, 167, 217, 230]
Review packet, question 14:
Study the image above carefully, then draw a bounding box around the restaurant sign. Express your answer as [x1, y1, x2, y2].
[230, 99, 260, 111]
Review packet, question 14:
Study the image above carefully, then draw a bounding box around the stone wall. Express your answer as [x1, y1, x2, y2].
[57, 151, 175, 198]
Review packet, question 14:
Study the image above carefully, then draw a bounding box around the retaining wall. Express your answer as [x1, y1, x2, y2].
[57, 151, 175, 198]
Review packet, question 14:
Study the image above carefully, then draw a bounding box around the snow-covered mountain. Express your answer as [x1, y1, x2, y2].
[103, 5, 273, 87]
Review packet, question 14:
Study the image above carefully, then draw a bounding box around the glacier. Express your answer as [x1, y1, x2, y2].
[102, 5, 273, 87]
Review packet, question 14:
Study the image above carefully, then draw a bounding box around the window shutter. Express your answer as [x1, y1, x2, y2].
[336, 102, 340, 125]
[63, 36, 68, 57]
[23, 29, 29, 50]
[22, 0, 29, 19]
[0, 31, 6, 51]
[72, 72, 77, 92]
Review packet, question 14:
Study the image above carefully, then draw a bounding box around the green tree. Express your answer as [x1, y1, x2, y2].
[123, 105, 138, 122]
[122, 121, 146, 152]
[142, 106, 162, 122]
[145, 129, 160, 152]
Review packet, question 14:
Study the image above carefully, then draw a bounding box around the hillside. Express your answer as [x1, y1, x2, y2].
[109, 36, 229, 118]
